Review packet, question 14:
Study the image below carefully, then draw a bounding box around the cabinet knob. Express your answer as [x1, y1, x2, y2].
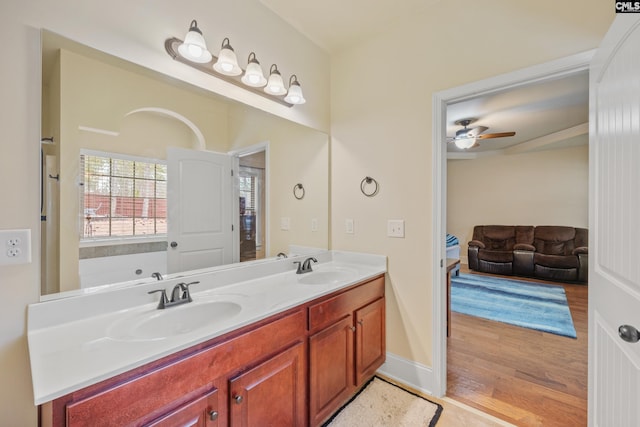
[350, 326, 356, 332]
[234, 394, 243, 404]
[358, 319, 364, 325]
[209, 410, 218, 421]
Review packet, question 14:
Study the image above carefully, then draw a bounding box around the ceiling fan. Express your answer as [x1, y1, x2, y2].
[448, 118, 516, 149]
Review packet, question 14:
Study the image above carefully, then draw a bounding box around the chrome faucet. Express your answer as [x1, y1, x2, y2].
[294, 257, 318, 274]
[148, 281, 200, 309]
[151, 272, 164, 281]
[276, 252, 288, 259]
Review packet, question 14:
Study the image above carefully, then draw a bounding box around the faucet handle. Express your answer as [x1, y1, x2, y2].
[179, 281, 200, 302]
[148, 289, 168, 309]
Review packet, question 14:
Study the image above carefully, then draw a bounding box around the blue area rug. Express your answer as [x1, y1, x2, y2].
[451, 274, 577, 338]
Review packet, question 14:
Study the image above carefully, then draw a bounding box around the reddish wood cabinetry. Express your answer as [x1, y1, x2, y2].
[308, 276, 385, 426]
[41, 275, 385, 427]
[229, 343, 305, 426]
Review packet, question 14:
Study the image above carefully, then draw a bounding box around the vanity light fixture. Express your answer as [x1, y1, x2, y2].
[213, 38, 242, 76]
[241, 52, 267, 87]
[284, 74, 306, 105]
[166, 20, 306, 107]
[177, 20, 212, 63]
[264, 64, 287, 96]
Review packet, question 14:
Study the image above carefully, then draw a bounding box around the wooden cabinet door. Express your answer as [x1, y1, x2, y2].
[355, 298, 385, 386]
[147, 388, 220, 427]
[229, 342, 306, 427]
[308, 315, 355, 426]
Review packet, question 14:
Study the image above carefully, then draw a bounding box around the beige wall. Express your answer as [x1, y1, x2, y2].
[330, 0, 613, 369]
[447, 145, 589, 260]
[0, 0, 329, 423]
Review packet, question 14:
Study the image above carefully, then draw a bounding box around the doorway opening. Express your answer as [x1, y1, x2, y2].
[234, 142, 269, 263]
[431, 51, 594, 417]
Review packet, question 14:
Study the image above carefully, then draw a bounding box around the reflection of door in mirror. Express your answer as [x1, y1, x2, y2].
[238, 150, 266, 262]
[167, 147, 233, 273]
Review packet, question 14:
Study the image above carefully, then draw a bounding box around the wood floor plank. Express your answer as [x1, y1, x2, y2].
[447, 268, 588, 427]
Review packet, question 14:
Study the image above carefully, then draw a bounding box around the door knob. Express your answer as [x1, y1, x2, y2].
[618, 324, 640, 343]
[234, 395, 243, 404]
[170, 241, 178, 248]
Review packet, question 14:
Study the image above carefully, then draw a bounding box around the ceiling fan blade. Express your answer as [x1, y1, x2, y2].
[466, 126, 488, 137]
[477, 131, 516, 140]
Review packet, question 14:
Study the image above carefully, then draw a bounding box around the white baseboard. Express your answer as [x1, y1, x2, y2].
[376, 352, 439, 396]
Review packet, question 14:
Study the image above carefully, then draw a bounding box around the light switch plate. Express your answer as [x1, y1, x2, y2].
[345, 219, 354, 234]
[280, 217, 291, 231]
[311, 218, 318, 232]
[387, 220, 405, 238]
[0, 229, 32, 265]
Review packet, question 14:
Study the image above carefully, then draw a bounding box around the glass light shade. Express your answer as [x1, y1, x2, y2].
[241, 53, 267, 87]
[213, 38, 242, 76]
[264, 65, 287, 96]
[284, 79, 306, 105]
[454, 137, 476, 149]
[177, 20, 212, 63]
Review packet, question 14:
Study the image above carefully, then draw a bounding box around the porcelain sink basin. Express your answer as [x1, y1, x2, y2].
[297, 269, 357, 285]
[108, 300, 242, 341]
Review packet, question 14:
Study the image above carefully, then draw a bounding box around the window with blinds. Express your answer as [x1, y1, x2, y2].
[80, 153, 167, 239]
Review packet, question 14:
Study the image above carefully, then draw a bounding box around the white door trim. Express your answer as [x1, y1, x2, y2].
[430, 50, 595, 397]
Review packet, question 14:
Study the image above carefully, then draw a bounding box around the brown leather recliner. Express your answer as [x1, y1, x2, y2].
[531, 226, 588, 283]
[467, 225, 535, 275]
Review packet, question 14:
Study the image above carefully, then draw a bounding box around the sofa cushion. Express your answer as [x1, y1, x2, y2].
[534, 253, 579, 269]
[534, 226, 577, 255]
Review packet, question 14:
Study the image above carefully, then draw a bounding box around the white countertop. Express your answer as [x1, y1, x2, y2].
[27, 250, 386, 405]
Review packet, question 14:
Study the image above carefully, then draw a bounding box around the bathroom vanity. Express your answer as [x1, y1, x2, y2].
[29, 251, 386, 426]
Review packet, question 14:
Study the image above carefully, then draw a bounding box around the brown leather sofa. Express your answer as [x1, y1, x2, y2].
[468, 225, 588, 283]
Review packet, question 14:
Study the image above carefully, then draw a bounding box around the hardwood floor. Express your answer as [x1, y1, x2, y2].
[447, 267, 588, 427]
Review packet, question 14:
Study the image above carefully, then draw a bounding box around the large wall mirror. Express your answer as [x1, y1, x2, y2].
[40, 30, 329, 299]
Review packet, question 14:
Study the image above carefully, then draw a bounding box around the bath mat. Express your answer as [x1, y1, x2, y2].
[324, 376, 442, 426]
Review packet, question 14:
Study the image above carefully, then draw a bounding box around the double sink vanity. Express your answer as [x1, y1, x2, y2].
[28, 250, 387, 426]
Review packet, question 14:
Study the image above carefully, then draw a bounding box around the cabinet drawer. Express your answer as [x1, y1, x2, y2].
[308, 276, 384, 333]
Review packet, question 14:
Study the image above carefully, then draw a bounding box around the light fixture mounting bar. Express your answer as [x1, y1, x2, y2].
[165, 37, 293, 107]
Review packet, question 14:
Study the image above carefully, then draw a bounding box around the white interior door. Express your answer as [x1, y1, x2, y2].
[589, 15, 640, 426]
[167, 147, 233, 273]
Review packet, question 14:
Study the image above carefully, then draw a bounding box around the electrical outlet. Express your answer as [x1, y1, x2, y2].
[387, 220, 405, 238]
[0, 229, 31, 265]
[7, 248, 21, 257]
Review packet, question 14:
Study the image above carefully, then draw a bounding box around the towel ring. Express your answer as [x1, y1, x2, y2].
[360, 176, 379, 197]
[293, 183, 305, 200]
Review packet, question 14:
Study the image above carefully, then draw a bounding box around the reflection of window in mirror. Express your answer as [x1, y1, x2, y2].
[80, 150, 167, 241]
[238, 150, 266, 262]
